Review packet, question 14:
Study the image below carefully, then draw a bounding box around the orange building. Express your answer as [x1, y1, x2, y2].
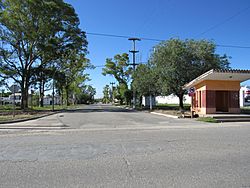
[184, 69, 250, 115]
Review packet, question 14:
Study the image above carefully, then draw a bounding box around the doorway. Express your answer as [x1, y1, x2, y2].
[216, 91, 229, 112]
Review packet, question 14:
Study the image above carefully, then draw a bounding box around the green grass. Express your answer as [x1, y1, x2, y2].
[155, 104, 191, 111]
[0, 105, 21, 111]
[197, 117, 218, 123]
[32, 105, 66, 111]
[0, 114, 36, 122]
[241, 107, 250, 114]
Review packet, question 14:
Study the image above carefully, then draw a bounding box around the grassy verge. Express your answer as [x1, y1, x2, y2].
[155, 104, 191, 111]
[0, 104, 84, 123]
[197, 117, 218, 123]
[0, 114, 41, 122]
[241, 107, 250, 114]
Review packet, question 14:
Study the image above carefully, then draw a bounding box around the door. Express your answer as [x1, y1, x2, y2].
[216, 91, 229, 112]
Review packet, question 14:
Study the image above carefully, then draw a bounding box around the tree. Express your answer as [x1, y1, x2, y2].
[80, 85, 96, 104]
[57, 53, 91, 106]
[102, 53, 132, 86]
[132, 63, 160, 109]
[102, 85, 111, 104]
[0, 0, 87, 110]
[102, 53, 133, 104]
[150, 39, 230, 109]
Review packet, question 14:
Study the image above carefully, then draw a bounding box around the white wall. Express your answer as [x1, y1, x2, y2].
[240, 86, 250, 107]
[156, 94, 191, 105]
[142, 94, 191, 106]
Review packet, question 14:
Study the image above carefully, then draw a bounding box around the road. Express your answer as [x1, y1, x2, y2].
[0, 104, 250, 188]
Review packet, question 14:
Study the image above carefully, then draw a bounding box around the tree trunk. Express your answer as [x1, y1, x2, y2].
[21, 78, 29, 110]
[66, 89, 70, 106]
[61, 89, 64, 106]
[178, 93, 184, 110]
[39, 80, 44, 107]
[21, 85, 29, 110]
[149, 94, 153, 111]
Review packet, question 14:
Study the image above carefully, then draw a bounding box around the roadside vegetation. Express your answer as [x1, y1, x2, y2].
[0, 104, 83, 123]
[241, 107, 250, 114]
[0, 0, 95, 111]
[197, 117, 218, 123]
[102, 39, 230, 112]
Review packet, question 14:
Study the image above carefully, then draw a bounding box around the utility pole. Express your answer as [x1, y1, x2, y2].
[110, 82, 115, 103]
[128, 37, 141, 109]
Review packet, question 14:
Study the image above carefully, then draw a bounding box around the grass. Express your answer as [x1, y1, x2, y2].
[197, 117, 218, 123]
[0, 114, 37, 122]
[0, 104, 84, 123]
[241, 107, 250, 114]
[155, 103, 191, 111]
[32, 105, 66, 111]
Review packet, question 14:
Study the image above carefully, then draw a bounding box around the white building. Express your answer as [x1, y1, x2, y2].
[43, 95, 61, 105]
[142, 94, 191, 107]
[240, 86, 250, 107]
[3, 93, 22, 105]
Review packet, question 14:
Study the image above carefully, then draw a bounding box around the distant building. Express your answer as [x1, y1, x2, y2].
[1, 93, 22, 105]
[240, 86, 250, 107]
[43, 95, 61, 105]
[142, 94, 191, 107]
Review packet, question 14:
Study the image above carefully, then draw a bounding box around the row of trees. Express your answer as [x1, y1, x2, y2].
[0, 0, 93, 109]
[103, 39, 230, 109]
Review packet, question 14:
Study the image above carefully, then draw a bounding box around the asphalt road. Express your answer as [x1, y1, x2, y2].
[0, 104, 250, 188]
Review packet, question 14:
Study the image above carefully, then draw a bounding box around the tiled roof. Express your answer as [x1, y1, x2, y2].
[213, 69, 250, 74]
[184, 69, 250, 89]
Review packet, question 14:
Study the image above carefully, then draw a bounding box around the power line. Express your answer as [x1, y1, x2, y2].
[86, 32, 250, 49]
[86, 32, 163, 42]
[195, 5, 250, 37]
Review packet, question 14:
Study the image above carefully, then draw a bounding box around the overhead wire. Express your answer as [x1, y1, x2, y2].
[86, 32, 250, 49]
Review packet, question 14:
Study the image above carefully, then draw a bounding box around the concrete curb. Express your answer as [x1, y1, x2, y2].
[150, 112, 179, 119]
[0, 126, 70, 130]
[0, 111, 60, 125]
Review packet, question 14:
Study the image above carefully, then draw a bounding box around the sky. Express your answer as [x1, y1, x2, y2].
[65, 0, 250, 98]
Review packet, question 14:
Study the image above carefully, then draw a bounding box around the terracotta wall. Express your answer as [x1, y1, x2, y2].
[192, 80, 241, 114]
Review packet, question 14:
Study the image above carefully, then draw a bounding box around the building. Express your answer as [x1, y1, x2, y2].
[184, 69, 250, 115]
[1, 93, 22, 105]
[43, 95, 61, 105]
[142, 94, 191, 107]
[240, 86, 250, 107]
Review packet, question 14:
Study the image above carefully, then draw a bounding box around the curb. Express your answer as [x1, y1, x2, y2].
[0, 111, 61, 125]
[0, 126, 70, 130]
[150, 112, 179, 119]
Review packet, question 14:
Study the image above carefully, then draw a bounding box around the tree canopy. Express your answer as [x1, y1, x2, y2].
[139, 38, 230, 109]
[0, 0, 88, 109]
[102, 53, 133, 104]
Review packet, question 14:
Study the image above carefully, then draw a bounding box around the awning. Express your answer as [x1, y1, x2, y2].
[184, 69, 250, 89]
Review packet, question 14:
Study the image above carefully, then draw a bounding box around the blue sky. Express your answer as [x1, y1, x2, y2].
[65, 0, 250, 98]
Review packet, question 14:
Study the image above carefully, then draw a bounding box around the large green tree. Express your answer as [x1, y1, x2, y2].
[0, 0, 87, 109]
[132, 63, 160, 109]
[56, 53, 91, 106]
[102, 53, 133, 104]
[102, 53, 132, 86]
[102, 85, 111, 104]
[150, 39, 230, 109]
